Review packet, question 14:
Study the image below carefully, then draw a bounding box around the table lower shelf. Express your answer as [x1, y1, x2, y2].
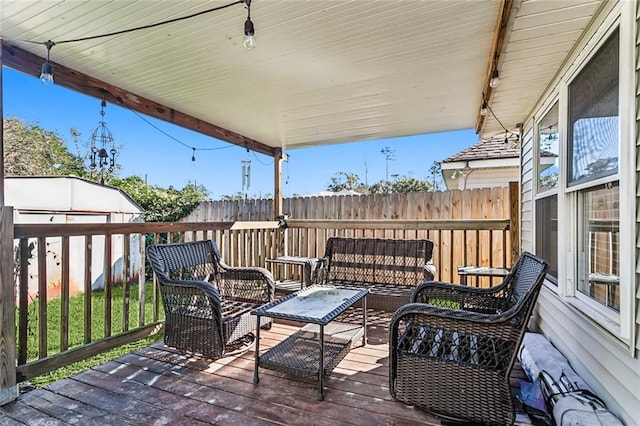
[274, 279, 305, 293]
[258, 322, 364, 379]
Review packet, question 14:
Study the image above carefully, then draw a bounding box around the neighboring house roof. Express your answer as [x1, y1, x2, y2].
[441, 139, 519, 163]
[5, 176, 143, 213]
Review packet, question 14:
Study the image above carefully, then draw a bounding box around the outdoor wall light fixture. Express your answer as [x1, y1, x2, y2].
[39, 40, 55, 85]
[89, 98, 117, 183]
[243, 0, 256, 50]
[451, 161, 472, 179]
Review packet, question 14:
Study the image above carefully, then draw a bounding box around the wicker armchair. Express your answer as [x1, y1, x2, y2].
[147, 240, 274, 359]
[389, 252, 548, 425]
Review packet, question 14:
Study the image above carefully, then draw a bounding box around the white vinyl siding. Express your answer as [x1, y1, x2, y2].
[522, 1, 640, 424]
[520, 124, 535, 251]
[634, 0, 640, 356]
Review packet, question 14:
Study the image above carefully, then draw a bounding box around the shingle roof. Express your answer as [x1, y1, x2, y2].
[442, 139, 519, 163]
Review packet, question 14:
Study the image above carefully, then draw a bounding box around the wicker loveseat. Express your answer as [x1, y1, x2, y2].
[389, 251, 548, 425]
[147, 240, 274, 359]
[318, 237, 435, 311]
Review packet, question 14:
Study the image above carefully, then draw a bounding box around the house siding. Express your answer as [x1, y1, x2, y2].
[520, 124, 534, 251]
[635, 0, 640, 358]
[522, 1, 640, 423]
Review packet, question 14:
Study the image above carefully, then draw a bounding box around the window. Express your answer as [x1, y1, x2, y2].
[577, 183, 619, 311]
[535, 195, 558, 281]
[568, 31, 619, 187]
[568, 29, 620, 313]
[535, 103, 559, 281]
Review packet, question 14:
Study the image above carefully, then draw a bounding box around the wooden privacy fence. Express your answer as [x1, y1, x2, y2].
[281, 218, 513, 286]
[183, 186, 514, 222]
[184, 185, 520, 282]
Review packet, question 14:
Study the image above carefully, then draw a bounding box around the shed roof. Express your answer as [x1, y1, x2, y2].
[5, 176, 143, 214]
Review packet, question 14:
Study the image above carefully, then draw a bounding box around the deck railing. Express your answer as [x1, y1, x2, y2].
[11, 220, 281, 381]
[7, 216, 514, 383]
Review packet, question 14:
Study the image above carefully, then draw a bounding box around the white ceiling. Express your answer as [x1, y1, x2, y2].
[0, 0, 604, 153]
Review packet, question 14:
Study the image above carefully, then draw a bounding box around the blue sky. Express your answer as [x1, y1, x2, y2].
[3, 67, 479, 199]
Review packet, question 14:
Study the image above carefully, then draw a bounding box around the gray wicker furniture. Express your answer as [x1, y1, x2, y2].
[318, 237, 435, 311]
[252, 286, 368, 400]
[389, 252, 548, 425]
[147, 240, 274, 360]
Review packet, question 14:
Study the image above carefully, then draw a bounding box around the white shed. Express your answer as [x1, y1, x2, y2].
[7, 176, 144, 300]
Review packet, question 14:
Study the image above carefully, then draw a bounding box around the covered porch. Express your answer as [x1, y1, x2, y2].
[2, 0, 630, 424]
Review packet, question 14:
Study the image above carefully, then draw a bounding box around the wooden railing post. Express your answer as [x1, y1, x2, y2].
[0, 206, 17, 405]
[509, 181, 520, 264]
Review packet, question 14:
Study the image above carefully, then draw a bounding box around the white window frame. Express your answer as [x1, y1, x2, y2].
[552, 12, 634, 341]
[533, 99, 560, 288]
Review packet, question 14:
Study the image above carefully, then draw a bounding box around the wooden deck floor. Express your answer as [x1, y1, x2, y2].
[0, 311, 528, 425]
[1, 310, 447, 426]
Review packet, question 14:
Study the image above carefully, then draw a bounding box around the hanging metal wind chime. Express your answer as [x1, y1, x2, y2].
[89, 99, 117, 184]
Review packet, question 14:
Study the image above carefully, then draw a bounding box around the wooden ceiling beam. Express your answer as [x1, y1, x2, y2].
[0, 40, 277, 158]
[475, 0, 514, 134]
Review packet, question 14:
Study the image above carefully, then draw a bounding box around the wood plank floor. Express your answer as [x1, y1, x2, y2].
[0, 311, 446, 425]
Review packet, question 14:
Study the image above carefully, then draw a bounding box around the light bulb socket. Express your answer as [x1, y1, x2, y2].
[244, 17, 254, 36]
[489, 69, 500, 88]
[480, 101, 488, 116]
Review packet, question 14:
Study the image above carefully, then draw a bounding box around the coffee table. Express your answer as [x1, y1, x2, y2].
[251, 285, 368, 400]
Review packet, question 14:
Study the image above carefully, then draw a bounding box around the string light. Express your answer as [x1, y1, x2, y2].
[489, 68, 500, 88]
[489, 55, 500, 88]
[243, 0, 256, 50]
[39, 40, 54, 85]
[480, 92, 520, 146]
[31, 0, 253, 85]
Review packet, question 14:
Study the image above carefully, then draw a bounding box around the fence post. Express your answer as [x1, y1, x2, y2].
[0, 206, 17, 405]
[509, 181, 520, 264]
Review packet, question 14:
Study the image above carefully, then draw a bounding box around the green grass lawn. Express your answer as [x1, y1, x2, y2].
[20, 283, 165, 388]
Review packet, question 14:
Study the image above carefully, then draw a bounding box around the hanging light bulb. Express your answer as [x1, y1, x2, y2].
[243, 0, 256, 50]
[489, 68, 500, 88]
[480, 101, 488, 116]
[40, 40, 55, 85]
[192, 148, 196, 162]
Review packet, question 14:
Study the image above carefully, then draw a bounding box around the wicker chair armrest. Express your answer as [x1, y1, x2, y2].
[412, 281, 507, 312]
[394, 302, 512, 325]
[158, 277, 222, 302]
[219, 266, 275, 302]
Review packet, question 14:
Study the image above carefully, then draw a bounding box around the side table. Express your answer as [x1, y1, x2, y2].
[266, 256, 323, 292]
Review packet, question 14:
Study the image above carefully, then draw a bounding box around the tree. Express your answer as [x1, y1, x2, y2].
[4, 118, 209, 222]
[3, 118, 86, 177]
[369, 174, 432, 194]
[110, 176, 208, 222]
[327, 172, 369, 193]
[380, 146, 395, 181]
[429, 161, 443, 191]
